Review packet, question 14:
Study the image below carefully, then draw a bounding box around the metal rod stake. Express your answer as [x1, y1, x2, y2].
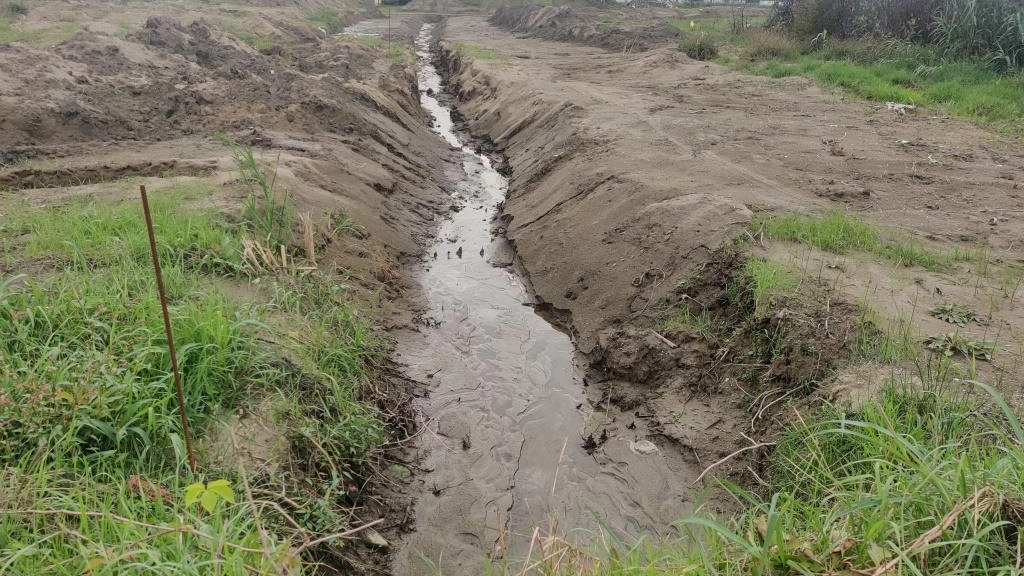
[140, 185, 197, 473]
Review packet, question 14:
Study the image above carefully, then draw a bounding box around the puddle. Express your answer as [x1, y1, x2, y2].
[392, 23, 696, 575]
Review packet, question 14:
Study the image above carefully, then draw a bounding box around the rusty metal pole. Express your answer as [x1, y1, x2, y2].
[139, 185, 197, 474]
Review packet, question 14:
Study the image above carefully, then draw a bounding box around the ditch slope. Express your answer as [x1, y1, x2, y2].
[436, 11, 1024, 515]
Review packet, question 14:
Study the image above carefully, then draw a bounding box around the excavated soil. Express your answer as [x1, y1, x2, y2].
[489, 4, 680, 52]
[434, 12, 1024, 536]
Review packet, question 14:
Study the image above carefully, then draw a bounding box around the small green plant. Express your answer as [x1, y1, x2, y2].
[924, 332, 996, 360]
[682, 33, 719, 60]
[234, 146, 294, 249]
[185, 479, 236, 513]
[746, 257, 797, 316]
[929, 302, 977, 326]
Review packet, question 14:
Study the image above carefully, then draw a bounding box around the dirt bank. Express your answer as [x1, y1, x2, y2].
[490, 4, 680, 52]
[0, 2, 459, 572]
[437, 13, 1024, 494]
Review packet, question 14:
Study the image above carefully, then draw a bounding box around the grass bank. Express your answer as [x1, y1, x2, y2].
[733, 49, 1024, 135]
[503, 378, 1024, 576]
[0, 160, 390, 573]
[675, 8, 1024, 135]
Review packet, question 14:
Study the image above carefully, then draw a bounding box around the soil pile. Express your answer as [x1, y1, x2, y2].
[490, 4, 680, 52]
[0, 10, 452, 264]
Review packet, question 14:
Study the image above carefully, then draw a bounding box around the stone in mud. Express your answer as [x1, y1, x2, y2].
[489, 239, 515, 267]
[629, 439, 659, 455]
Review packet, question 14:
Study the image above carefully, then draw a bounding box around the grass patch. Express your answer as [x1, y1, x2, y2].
[454, 41, 501, 61]
[755, 211, 959, 271]
[0, 183, 386, 573]
[0, 16, 81, 46]
[339, 32, 380, 47]
[853, 307, 918, 365]
[746, 257, 797, 316]
[304, 9, 345, 34]
[727, 35, 1024, 134]
[1, 184, 240, 274]
[499, 380, 1024, 576]
[656, 307, 719, 340]
[387, 41, 413, 63]
[212, 20, 280, 52]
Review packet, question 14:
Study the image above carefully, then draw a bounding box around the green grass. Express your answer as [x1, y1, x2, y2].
[1, 184, 241, 275]
[454, 42, 501, 61]
[755, 211, 961, 271]
[304, 9, 344, 33]
[745, 257, 798, 316]
[388, 41, 412, 63]
[0, 16, 80, 46]
[728, 38, 1024, 134]
[0, 184, 385, 573]
[496, 380, 1024, 576]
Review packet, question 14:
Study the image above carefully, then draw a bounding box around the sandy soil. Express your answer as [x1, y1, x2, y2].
[438, 13, 1024, 496]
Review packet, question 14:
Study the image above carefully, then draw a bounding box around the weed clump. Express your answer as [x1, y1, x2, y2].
[3, 2, 27, 17]
[681, 33, 719, 61]
[743, 29, 799, 59]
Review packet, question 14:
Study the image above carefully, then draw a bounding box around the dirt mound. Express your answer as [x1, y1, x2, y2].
[0, 16, 415, 154]
[490, 5, 680, 52]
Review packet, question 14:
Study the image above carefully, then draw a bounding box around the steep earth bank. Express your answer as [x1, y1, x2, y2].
[436, 14, 1024, 489]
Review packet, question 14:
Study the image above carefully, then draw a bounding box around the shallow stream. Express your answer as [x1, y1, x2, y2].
[392, 23, 694, 575]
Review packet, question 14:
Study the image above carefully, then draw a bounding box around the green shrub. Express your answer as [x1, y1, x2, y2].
[681, 33, 718, 60]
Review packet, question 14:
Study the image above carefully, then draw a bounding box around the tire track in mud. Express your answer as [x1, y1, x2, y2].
[391, 23, 700, 576]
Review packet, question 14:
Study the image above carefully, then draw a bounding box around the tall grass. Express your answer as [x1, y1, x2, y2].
[771, 0, 1024, 70]
[0, 184, 385, 573]
[234, 147, 294, 250]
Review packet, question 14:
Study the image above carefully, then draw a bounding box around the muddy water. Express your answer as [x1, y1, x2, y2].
[393, 24, 695, 575]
